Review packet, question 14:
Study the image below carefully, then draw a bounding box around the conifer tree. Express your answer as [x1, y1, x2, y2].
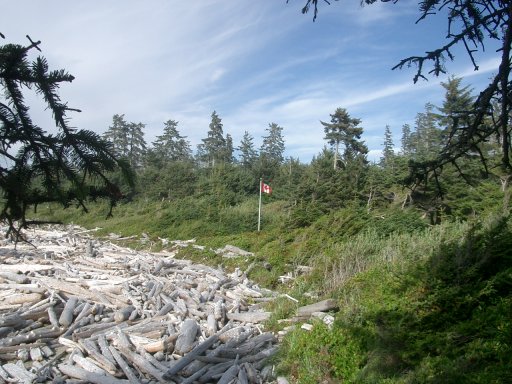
[103, 115, 146, 168]
[321, 107, 368, 170]
[152, 119, 192, 163]
[237, 131, 258, 169]
[381, 125, 395, 167]
[258, 122, 285, 179]
[410, 103, 442, 161]
[224, 133, 234, 164]
[437, 76, 474, 129]
[103, 114, 130, 157]
[127, 122, 146, 169]
[0, 36, 132, 238]
[197, 111, 226, 167]
[400, 123, 413, 156]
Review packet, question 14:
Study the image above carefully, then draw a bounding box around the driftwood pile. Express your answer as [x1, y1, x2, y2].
[0, 225, 279, 383]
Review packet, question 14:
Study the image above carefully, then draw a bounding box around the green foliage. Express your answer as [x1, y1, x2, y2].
[278, 321, 365, 383]
[256, 122, 286, 180]
[304, 214, 512, 383]
[196, 110, 229, 167]
[0, 36, 133, 237]
[151, 119, 192, 163]
[322, 107, 368, 171]
[367, 209, 428, 237]
[103, 114, 147, 168]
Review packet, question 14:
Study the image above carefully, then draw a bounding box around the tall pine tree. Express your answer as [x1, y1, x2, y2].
[237, 131, 258, 169]
[197, 111, 226, 167]
[152, 120, 192, 163]
[321, 107, 368, 170]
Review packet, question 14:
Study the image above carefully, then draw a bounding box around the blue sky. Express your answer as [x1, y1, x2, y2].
[2, 1, 501, 162]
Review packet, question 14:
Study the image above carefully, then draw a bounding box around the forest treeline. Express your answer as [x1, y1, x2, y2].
[103, 75, 506, 229]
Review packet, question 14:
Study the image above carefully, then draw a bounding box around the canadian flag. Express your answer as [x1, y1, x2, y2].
[262, 182, 272, 194]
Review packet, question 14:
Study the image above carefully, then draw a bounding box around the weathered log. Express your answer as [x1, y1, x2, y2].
[238, 363, 250, 384]
[79, 339, 117, 375]
[72, 354, 107, 375]
[116, 345, 167, 384]
[29, 347, 43, 362]
[62, 316, 91, 338]
[72, 320, 117, 340]
[1, 292, 42, 305]
[38, 278, 120, 308]
[0, 283, 45, 293]
[58, 363, 129, 384]
[241, 362, 259, 384]
[0, 342, 44, 355]
[74, 301, 93, 323]
[218, 326, 250, 344]
[47, 305, 60, 328]
[114, 329, 134, 349]
[217, 360, 240, 384]
[0, 353, 16, 362]
[0, 327, 13, 338]
[156, 301, 174, 316]
[136, 347, 169, 372]
[174, 319, 199, 355]
[141, 338, 170, 354]
[195, 360, 236, 383]
[97, 334, 117, 367]
[163, 334, 219, 379]
[2, 361, 37, 383]
[108, 346, 142, 384]
[0, 326, 63, 347]
[297, 299, 338, 317]
[206, 311, 217, 336]
[247, 346, 279, 369]
[114, 305, 135, 323]
[0, 272, 29, 284]
[0, 314, 26, 328]
[180, 363, 212, 384]
[59, 296, 78, 327]
[226, 311, 271, 323]
[0, 365, 10, 383]
[58, 336, 84, 353]
[217, 333, 275, 360]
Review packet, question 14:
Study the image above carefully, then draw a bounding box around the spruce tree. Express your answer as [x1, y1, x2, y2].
[321, 107, 368, 170]
[127, 122, 146, 169]
[410, 103, 442, 161]
[381, 125, 395, 167]
[104, 115, 146, 168]
[152, 120, 192, 163]
[0, 36, 132, 238]
[197, 111, 226, 167]
[103, 114, 130, 157]
[224, 133, 234, 164]
[258, 122, 285, 179]
[237, 131, 258, 169]
[400, 123, 413, 156]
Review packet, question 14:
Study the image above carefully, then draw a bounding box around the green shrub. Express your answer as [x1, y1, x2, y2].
[278, 321, 365, 383]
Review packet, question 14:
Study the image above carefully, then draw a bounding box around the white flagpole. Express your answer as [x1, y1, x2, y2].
[258, 178, 262, 232]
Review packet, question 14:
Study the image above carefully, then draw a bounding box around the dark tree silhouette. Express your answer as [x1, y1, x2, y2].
[0, 35, 133, 239]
